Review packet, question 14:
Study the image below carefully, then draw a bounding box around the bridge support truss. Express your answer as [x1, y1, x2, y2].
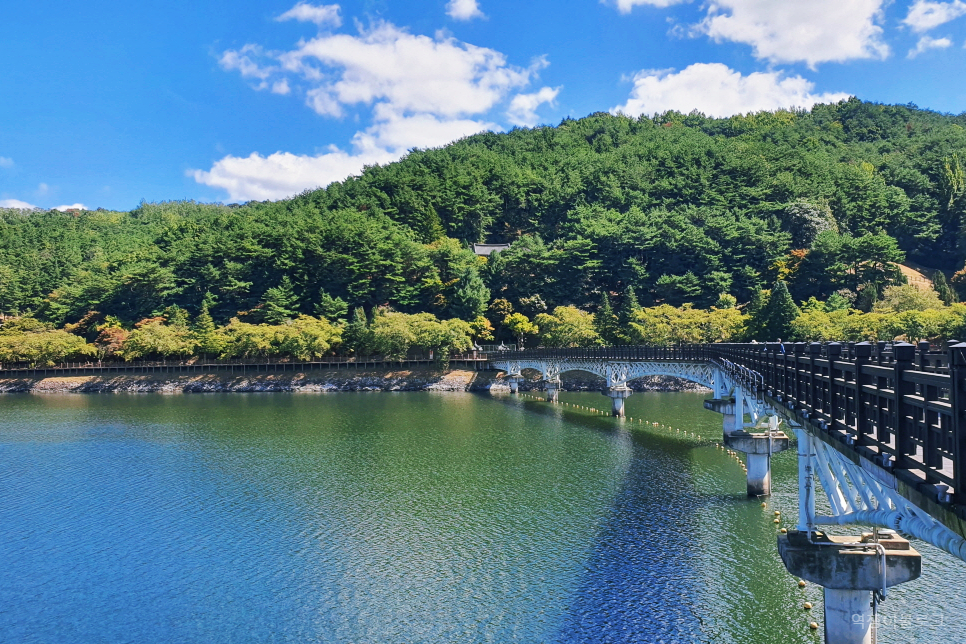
[490, 354, 791, 494]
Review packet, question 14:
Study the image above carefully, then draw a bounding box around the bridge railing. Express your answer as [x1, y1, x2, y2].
[713, 341, 966, 505]
[485, 345, 714, 362]
[491, 342, 966, 507]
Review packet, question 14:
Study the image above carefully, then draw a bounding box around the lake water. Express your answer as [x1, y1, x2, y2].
[1, 391, 963, 643]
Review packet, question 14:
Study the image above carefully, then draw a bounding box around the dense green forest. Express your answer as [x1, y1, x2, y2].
[3, 97, 966, 362]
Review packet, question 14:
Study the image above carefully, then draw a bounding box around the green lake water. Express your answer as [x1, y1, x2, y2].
[0, 391, 962, 643]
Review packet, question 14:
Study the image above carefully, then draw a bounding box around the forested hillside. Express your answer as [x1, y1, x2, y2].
[2, 97, 966, 360]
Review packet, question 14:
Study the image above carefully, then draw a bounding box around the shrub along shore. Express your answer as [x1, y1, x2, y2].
[0, 280, 964, 371]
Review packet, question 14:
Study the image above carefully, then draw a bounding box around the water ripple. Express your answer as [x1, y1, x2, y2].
[0, 392, 963, 643]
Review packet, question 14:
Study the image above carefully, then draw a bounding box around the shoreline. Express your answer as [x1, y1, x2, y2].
[0, 368, 710, 394]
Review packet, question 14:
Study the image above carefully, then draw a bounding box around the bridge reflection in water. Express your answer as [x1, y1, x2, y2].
[490, 342, 966, 644]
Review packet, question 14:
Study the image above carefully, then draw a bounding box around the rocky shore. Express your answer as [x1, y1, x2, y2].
[0, 367, 709, 394]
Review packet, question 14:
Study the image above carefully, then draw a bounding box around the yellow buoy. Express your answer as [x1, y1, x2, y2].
[798, 580, 806, 588]
[761, 502, 767, 508]
[780, 527, 788, 533]
[809, 622, 818, 630]
[773, 518, 780, 524]
[804, 602, 813, 610]
[774, 511, 781, 516]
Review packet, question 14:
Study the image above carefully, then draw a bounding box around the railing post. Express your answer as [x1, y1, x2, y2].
[918, 341, 931, 371]
[854, 342, 872, 446]
[827, 342, 842, 426]
[894, 342, 915, 462]
[951, 343, 966, 503]
[808, 343, 822, 417]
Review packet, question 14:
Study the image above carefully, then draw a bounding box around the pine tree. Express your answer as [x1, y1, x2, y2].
[744, 288, 766, 340]
[343, 306, 370, 355]
[192, 295, 221, 356]
[618, 287, 641, 324]
[162, 305, 190, 328]
[933, 271, 956, 306]
[450, 266, 490, 320]
[759, 281, 800, 341]
[617, 287, 642, 341]
[594, 292, 620, 345]
[824, 292, 851, 312]
[315, 289, 349, 322]
[261, 276, 299, 324]
[420, 208, 446, 243]
[855, 282, 879, 312]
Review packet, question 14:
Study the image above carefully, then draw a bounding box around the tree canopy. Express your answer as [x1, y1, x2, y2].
[3, 99, 966, 351]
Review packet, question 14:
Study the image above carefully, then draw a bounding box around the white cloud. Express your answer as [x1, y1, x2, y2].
[201, 20, 544, 200]
[507, 86, 560, 126]
[277, 2, 342, 28]
[219, 44, 276, 90]
[37, 182, 49, 195]
[194, 150, 385, 202]
[0, 199, 37, 209]
[446, 0, 484, 21]
[193, 110, 495, 202]
[53, 204, 86, 211]
[276, 22, 532, 118]
[613, 63, 850, 118]
[699, 0, 889, 67]
[903, 0, 966, 32]
[271, 79, 291, 95]
[361, 105, 496, 150]
[0, 157, 13, 168]
[908, 34, 953, 56]
[608, 0, 688, 13]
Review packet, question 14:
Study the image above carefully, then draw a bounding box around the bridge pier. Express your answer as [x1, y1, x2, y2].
[543, 379, 560, 403]
[703, 398, 740, 436]
[723, 416, 789, 496]
[605, 386, 632, 417]
[778, 530, 921, 644]
[507, 375, 522, 394]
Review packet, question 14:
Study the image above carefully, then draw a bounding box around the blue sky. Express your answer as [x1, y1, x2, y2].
[2, 0, 965, 211]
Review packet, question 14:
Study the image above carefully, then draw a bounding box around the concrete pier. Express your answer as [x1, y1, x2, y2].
[725, 429, 789, 496]
[778, 530, 922, 644]
[507, 375, 521, 394]
[703, 398, 739, 436]
[746, 453, 771, 497]
[824, 589, 873, 644]
[544, 379, 560, 403]
[605, 386, 632, 417]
